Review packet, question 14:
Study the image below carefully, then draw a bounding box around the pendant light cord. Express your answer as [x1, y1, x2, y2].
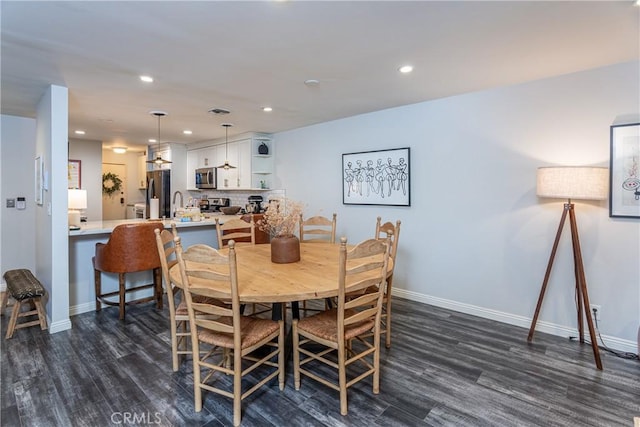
[225, 124, 229, 159]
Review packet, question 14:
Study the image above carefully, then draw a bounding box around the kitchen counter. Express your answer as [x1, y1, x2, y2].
[68, 213, 243, 316]
[69, 214, 241, 236]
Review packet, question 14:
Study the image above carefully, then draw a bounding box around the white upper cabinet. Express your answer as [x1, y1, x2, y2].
[186, 150, 198, 189]
[149, 146, 171, 170]
[186, 133, 273, 190]
[251, 137, 273, 189]
[138, 153, 148, 189]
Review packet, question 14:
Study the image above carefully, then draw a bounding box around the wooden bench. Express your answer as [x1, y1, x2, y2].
[1, 269, 48, 339]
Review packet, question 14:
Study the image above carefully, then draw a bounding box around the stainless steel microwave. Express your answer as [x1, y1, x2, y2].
[195, 167, 217, 189]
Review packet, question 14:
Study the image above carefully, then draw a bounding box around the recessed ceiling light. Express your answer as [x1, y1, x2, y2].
[183, 130, 193, 135]
[148, 138, 157, 143]
[304, 79, 320, 86]
[74, 130, 85, 135]
[140, 75, 154, 83]
[262, 107, 273, 112]
[112, 147, 127, 154]
[398, 65, 413, 74]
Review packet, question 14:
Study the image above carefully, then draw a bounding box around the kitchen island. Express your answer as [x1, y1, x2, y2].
[68, 215, 240, 316]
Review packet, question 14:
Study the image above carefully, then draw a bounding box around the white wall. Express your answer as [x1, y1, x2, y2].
[0, 115, 37, 276]
[35, 85, 71, 333]
[69, 138, 103, 221]
[274, 61, 640, 350]
[102, 148, 148, 212]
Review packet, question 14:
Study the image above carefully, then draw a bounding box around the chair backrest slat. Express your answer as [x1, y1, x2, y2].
[375, 216, 401, 260]
[216, 217, 256, 248]
[336, 235, 391, 343]
[175, 237, 242, 342]
[299, 213, 337, 243]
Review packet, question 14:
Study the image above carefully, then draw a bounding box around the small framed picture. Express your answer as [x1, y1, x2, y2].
[342, 147, 410, 206]
[35, 155, 43, 205]
[609, 123, 640, 218]
[68, 159, 81, 189]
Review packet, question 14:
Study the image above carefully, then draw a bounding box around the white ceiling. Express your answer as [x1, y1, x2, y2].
[1, 1, 638, 150]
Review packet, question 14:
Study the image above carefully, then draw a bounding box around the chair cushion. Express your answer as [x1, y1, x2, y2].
[176, 296, 227, 316]
[3, 269, 45, 300]
[297, 308, 374, 342]
[198, 316, 279, 349]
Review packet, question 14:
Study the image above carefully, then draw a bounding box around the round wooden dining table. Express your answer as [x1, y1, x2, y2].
[168, 241, 392, 304]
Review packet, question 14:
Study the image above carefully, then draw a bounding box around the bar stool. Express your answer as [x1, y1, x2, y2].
[93, 222, 164, 320]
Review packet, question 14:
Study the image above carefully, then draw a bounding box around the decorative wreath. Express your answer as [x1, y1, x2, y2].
[102, 172, 122, 196]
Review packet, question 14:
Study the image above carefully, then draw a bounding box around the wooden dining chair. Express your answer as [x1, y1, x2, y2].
[299, 213, 337, 243]
[374, 217, 401, 348]
[298, 212, 337, 313]
[215, 216, 271, 316]
[215, 216, 255, 248]
[175, 238, 285, 427]
[154, 224, 227, 372]
[292, 235, 391, 416]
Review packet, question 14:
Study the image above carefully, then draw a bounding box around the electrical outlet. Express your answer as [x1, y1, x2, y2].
[590, 304, 601, 323]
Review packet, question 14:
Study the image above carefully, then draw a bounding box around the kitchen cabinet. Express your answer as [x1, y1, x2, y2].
[186, 150, 198, 189]
[216, 139, 252, 189]
[251, 137, 273, 189]
[186, 132, 273, 191]
[149, 146, 172, 170]
[137, 153, 148, 189]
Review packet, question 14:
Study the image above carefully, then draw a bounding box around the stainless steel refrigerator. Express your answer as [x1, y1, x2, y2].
[146, 170, 171, 218]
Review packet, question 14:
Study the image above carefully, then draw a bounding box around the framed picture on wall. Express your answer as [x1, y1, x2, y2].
[342, 147, 410, 206]
[609, 122, 640, 218]
[35, 155, 43, 205]
[68, 159, 81, 189]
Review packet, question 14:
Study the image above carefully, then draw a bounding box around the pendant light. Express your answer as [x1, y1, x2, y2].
[216, 123, 236, 170]
[147, 110, 172, 165]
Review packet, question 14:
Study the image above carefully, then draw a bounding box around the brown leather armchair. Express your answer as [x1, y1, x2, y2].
[93, 222, 164, 320]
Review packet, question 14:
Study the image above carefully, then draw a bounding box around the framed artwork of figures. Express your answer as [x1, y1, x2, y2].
[609, 123, 640, 218]
[342, 147, 410, 206]
[68, 159, 81, 189]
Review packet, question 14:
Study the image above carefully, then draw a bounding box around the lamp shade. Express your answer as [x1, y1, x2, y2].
[536, 166, 608, 201]
[68, 189, 87, 210]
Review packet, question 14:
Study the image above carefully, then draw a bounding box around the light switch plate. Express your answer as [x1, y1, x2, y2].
[6, 198, 15, 208]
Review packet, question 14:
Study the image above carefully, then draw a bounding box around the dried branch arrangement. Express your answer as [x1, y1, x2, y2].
[258, 198, 304, 238]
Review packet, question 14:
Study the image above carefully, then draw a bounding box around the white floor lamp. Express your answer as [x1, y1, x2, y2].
[527, 166, 608, 370]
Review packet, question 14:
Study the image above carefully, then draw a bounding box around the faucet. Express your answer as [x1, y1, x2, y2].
[172, 191, 183, 217]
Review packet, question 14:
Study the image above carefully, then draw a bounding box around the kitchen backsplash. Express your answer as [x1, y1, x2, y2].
[187, 189, 286, 207]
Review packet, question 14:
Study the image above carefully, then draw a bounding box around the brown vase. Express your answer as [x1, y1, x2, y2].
[270, 235, 301, 264]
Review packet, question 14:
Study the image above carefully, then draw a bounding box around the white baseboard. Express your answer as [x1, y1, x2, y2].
[69, 301, 96, 317]
[48, 317, 72, 334]
[393, 288, 638, 355]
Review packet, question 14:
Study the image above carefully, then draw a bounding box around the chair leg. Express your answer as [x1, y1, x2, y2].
[34, 297, 48, 330]
[338, 341, 348, 416]
[373, 328, 381, 394]
[170, 319, 180, 372]
[5, 299, 22, 339]
[193, 338, 203, 412]
[278, 320, 285, 390]
[233, 346, 242, 426]
[118, 273, 126, 320]
[0, 291, 8, 316]
[385, 275, 393, 349]
[154, 268, 163, 310]
[94, 269, 102, 312]
[292, 319, 301, 390]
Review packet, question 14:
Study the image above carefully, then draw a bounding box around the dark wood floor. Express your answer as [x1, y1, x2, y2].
[1, 297, 639, 426]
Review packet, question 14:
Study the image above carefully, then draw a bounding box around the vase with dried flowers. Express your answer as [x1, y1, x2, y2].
[258, 198, 304, 263]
